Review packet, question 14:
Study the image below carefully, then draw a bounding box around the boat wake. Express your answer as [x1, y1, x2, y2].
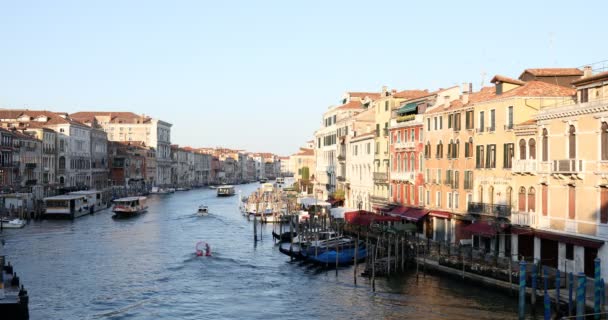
[92, 297, 154, 319]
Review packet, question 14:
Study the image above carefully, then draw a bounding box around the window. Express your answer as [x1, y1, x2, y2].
[464, 171, 473, 190]
[419, 186, 424, 205]
[437, 169, 441, 184]
[467, 193, 473, 208]
[436, 141, 443, 159]
[542, 184, 548, 216]
[454, 113, 461, 131]
[411, 129, 415, 141]
[446, 169, 452, 185]
[529, 139, 536, 160]
[519, 139, 526, 160]
[425, 142, 431, 158]
[465, 110, 474, 129]
[527, 187, 536, 212]
[454, 171, 460, 189]
[476, 145, 485, 168]
[465, 138, 473, 157]
[504, 143, 514, 169]
[367, 143, 371, 154]
[434, 117, 437, 130]
[454, 192, 459, 209]
[490, 109, 495, 131]
[448, 114, 453, 129]
[426, 190, 430, 205]
[478, 186, 484, 203]
[385, 101, 389, 111]
[568, 185, 576, 219]
[542, 128, 548, 162]
[454, 139, 459, 158]
[397, 131, 401, 143]
[479, 111, 485, 132]
[486, 144, 496, 168]
[396, 154, 401, 171]
[447, 140, 453, 159]
[410, 185, 414, 204]
[507, 106, 513, 129]
[439, 116, 443, 129]
[601, 187, 608, 224]
[602, 122, 608, 160]
[566, 243, 574, 260]
[376, 124, 380, 137]
[410, 154, 415, 171]
[436, 191, 442, 207]
[448, 192, 453, 208]
[580, 88, 589, 103]
[569, 125, 576, 159]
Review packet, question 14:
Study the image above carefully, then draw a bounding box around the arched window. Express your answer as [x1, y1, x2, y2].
[478, 185, 484, 203]
[542, 128, 549, 162]
[448, 139, 453, 159]
[59, 156, 65, 169]
[410, 153, 415, 171]
[402, 154, 406, 172]
[465, 137, 473, 157]
[437, 141, 443, 158]
[529, 139, 536, 160]
[569, 125, 576, 159]
[59, 176, 64, 184]
[397, 154, 401, 172]
[455, 139, 460, 158]
[425, 142, 431, 158]
[488, 186, 494, 206]
[506, 187, 513, 208]
[419, 154, 422, 172]
[528, 187, 536, 212]
[602, 122, 608, 160]
[518, 187, 526, 212]
[519, 139, 526, 160]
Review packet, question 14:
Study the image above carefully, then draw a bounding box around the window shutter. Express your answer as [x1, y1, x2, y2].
[542, 184, 548, 216]
[518, 189, 526, 212]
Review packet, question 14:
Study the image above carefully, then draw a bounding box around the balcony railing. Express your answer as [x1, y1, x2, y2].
[467, 202, 511, 218]
[552, 159, 583, 174]
[25, 163, 37, 169]
[373, 172, 388, 182]
[510, 211, 535, 227]
[390, 171, 416, 181]
[512, 159, 537, 174]
[337, 175, 345, 182]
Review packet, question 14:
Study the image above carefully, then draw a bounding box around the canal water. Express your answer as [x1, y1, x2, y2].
[2, 183, 529, 319]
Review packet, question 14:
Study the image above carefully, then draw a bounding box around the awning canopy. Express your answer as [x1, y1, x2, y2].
[397, 102, 418, 114]
[534, 229, 604, 249]
[463, 221, 507, 237]
[298, 197, 330, 207]
[429, 210, 451, 219]
[330, 207, 356, 219]
[372, 204, 392, 212]
[387, 206, 428, 222]
[345, 211, 401, 226]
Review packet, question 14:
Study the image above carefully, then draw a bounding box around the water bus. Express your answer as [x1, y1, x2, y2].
[43, 194, 89, 219]
[217, 185, 235, 197]
[112, 196, 148, 218]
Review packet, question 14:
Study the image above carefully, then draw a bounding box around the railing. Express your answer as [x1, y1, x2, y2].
[510, 211, 535, 227]
[394, 141, 416, 149]
[552, 159, 583, 173]
[486, 126, 495, 132]
[467, 202, 511, 218]
[476, 127, 485, 133]
[512, 159, 537, 174]
[373, 172, 388, 182]
[25, 163, 37, 169]
[390, 171, 416, 181]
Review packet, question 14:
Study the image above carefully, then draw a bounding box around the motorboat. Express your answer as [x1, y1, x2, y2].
[112, 196, 148, 218]
[197, 205, 209, 216]
[0, 218, 26, 229]
[150, 187, 170, 194]
[176, 187, 191, 192]
[217, 185, 235, 197]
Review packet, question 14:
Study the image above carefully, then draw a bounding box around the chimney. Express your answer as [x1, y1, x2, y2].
[382, 86, 388, 96]
[462, 82, 469, 94]
[583, 66, 593, 78]
[461, 82, 472, 104]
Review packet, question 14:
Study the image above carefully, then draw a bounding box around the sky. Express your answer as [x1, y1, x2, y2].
[0, 0, 606, 156]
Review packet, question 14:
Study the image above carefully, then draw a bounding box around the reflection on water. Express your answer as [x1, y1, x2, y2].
[2, 183, 528, 319]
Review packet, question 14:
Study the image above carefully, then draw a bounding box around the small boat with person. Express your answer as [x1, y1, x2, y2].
[217, 185, 235, 197]
[197, 205, 209, 216]
[112, 196, 148, 218]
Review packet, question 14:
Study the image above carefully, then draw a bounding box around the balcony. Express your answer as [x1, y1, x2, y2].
[391, 171, 415, 182]
[512, 159, 537, 175]
[510, 211, 535, 227]
[25, 162, 37, 169]
[467, 202, 511, 218]
[552, 159, 583, 174]
[337, 175, 345, 182]
[337, 154, 346, 162]
[370, 195, 388, 204]
[394, 141, 416, 149]
[373, 172, 388, 183]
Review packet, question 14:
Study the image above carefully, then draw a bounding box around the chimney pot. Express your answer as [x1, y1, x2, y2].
[583, 66, 593, 78]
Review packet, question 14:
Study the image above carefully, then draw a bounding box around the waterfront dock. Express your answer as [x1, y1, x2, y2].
[0, 256, 29, 320]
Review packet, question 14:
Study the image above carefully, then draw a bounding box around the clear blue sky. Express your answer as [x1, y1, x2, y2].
[0, 1, 605, 156]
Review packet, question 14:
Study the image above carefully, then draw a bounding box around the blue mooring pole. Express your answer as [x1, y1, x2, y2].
[532, 262, 537, 307]
[544, 266, 550, 320]
[519, 260, 526, 320]
[556, 269, 561, 315]
[569, 272, 574, 317]
[594, 258, 601, 320]
[577, 272, 586, 320]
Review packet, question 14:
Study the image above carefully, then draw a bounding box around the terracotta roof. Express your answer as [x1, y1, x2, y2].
[521, 68, 583, 77]
[293, 148, 314, 156]
[468, 82, 574, 105]
[393, 90, 429, 99]
[0, 110, 87, 127]
[491, 75, 525, 86]
[571, 71, 608, 86]
[348, 92, 381, 99]
[70, 111, 151, 124]
[336, 100, 363, 110]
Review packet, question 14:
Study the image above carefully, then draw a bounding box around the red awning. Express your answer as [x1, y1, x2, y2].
[389, 207, 428, 222]
[534, 230, 604, 249]
[372, 205, 391, 212]
[511, 226, 534, 235]
[429, 210, 451, 219]
[344, 211, 401, 226]
[388, 206, 409, 215]
[463, 222, 506, 237]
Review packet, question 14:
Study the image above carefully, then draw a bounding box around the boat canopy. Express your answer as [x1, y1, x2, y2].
[297, 197, 330, 207]
[330, 207, 356, 219]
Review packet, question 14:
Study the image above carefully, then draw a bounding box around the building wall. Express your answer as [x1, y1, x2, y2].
[346, 134, 374, 211]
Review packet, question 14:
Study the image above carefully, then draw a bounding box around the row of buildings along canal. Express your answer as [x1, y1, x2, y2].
[0, 110, 286, 217]
[284, 63, 608, 282]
